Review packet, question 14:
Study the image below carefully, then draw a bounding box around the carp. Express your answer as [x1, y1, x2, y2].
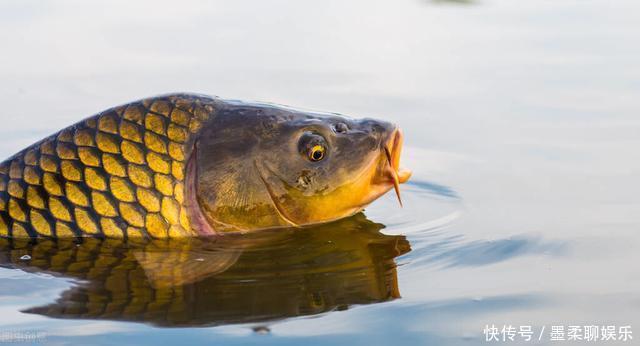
[0, 94, 411, 239]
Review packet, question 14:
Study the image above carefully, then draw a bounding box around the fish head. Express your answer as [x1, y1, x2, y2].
[190, 101, 412, 233]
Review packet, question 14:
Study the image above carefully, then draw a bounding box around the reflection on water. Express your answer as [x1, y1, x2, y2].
[0, 213, 409, 327]
[1, 0, 640, 344]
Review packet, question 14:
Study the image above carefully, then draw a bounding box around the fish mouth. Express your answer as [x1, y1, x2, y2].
[382, 128, 412, 206]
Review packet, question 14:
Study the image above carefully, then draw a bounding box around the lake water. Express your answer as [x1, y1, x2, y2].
[0, 0, 638, 345]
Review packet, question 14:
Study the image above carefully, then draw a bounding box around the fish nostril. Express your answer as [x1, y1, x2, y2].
[370, 123, 385, 136]
[333, 123, 349, 134]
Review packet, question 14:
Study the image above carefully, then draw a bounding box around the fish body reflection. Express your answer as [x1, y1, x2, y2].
[0, 213, 410, 327]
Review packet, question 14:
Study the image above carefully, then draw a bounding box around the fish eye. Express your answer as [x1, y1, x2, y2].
[298, 132, 328, 162]
[308, 145, 326, 162]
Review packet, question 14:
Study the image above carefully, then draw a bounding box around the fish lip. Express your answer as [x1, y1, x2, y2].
[379, 127, 412, 206]
[383, 128, 412, 183]
[387, 129, 401, 171]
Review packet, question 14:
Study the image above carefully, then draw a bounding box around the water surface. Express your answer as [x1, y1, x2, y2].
[0, 0, 638, 345]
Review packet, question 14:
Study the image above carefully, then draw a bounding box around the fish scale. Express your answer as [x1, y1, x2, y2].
[0, 94, 216, 239]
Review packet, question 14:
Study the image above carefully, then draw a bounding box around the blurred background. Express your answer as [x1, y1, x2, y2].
[0, 0, 638, 345]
